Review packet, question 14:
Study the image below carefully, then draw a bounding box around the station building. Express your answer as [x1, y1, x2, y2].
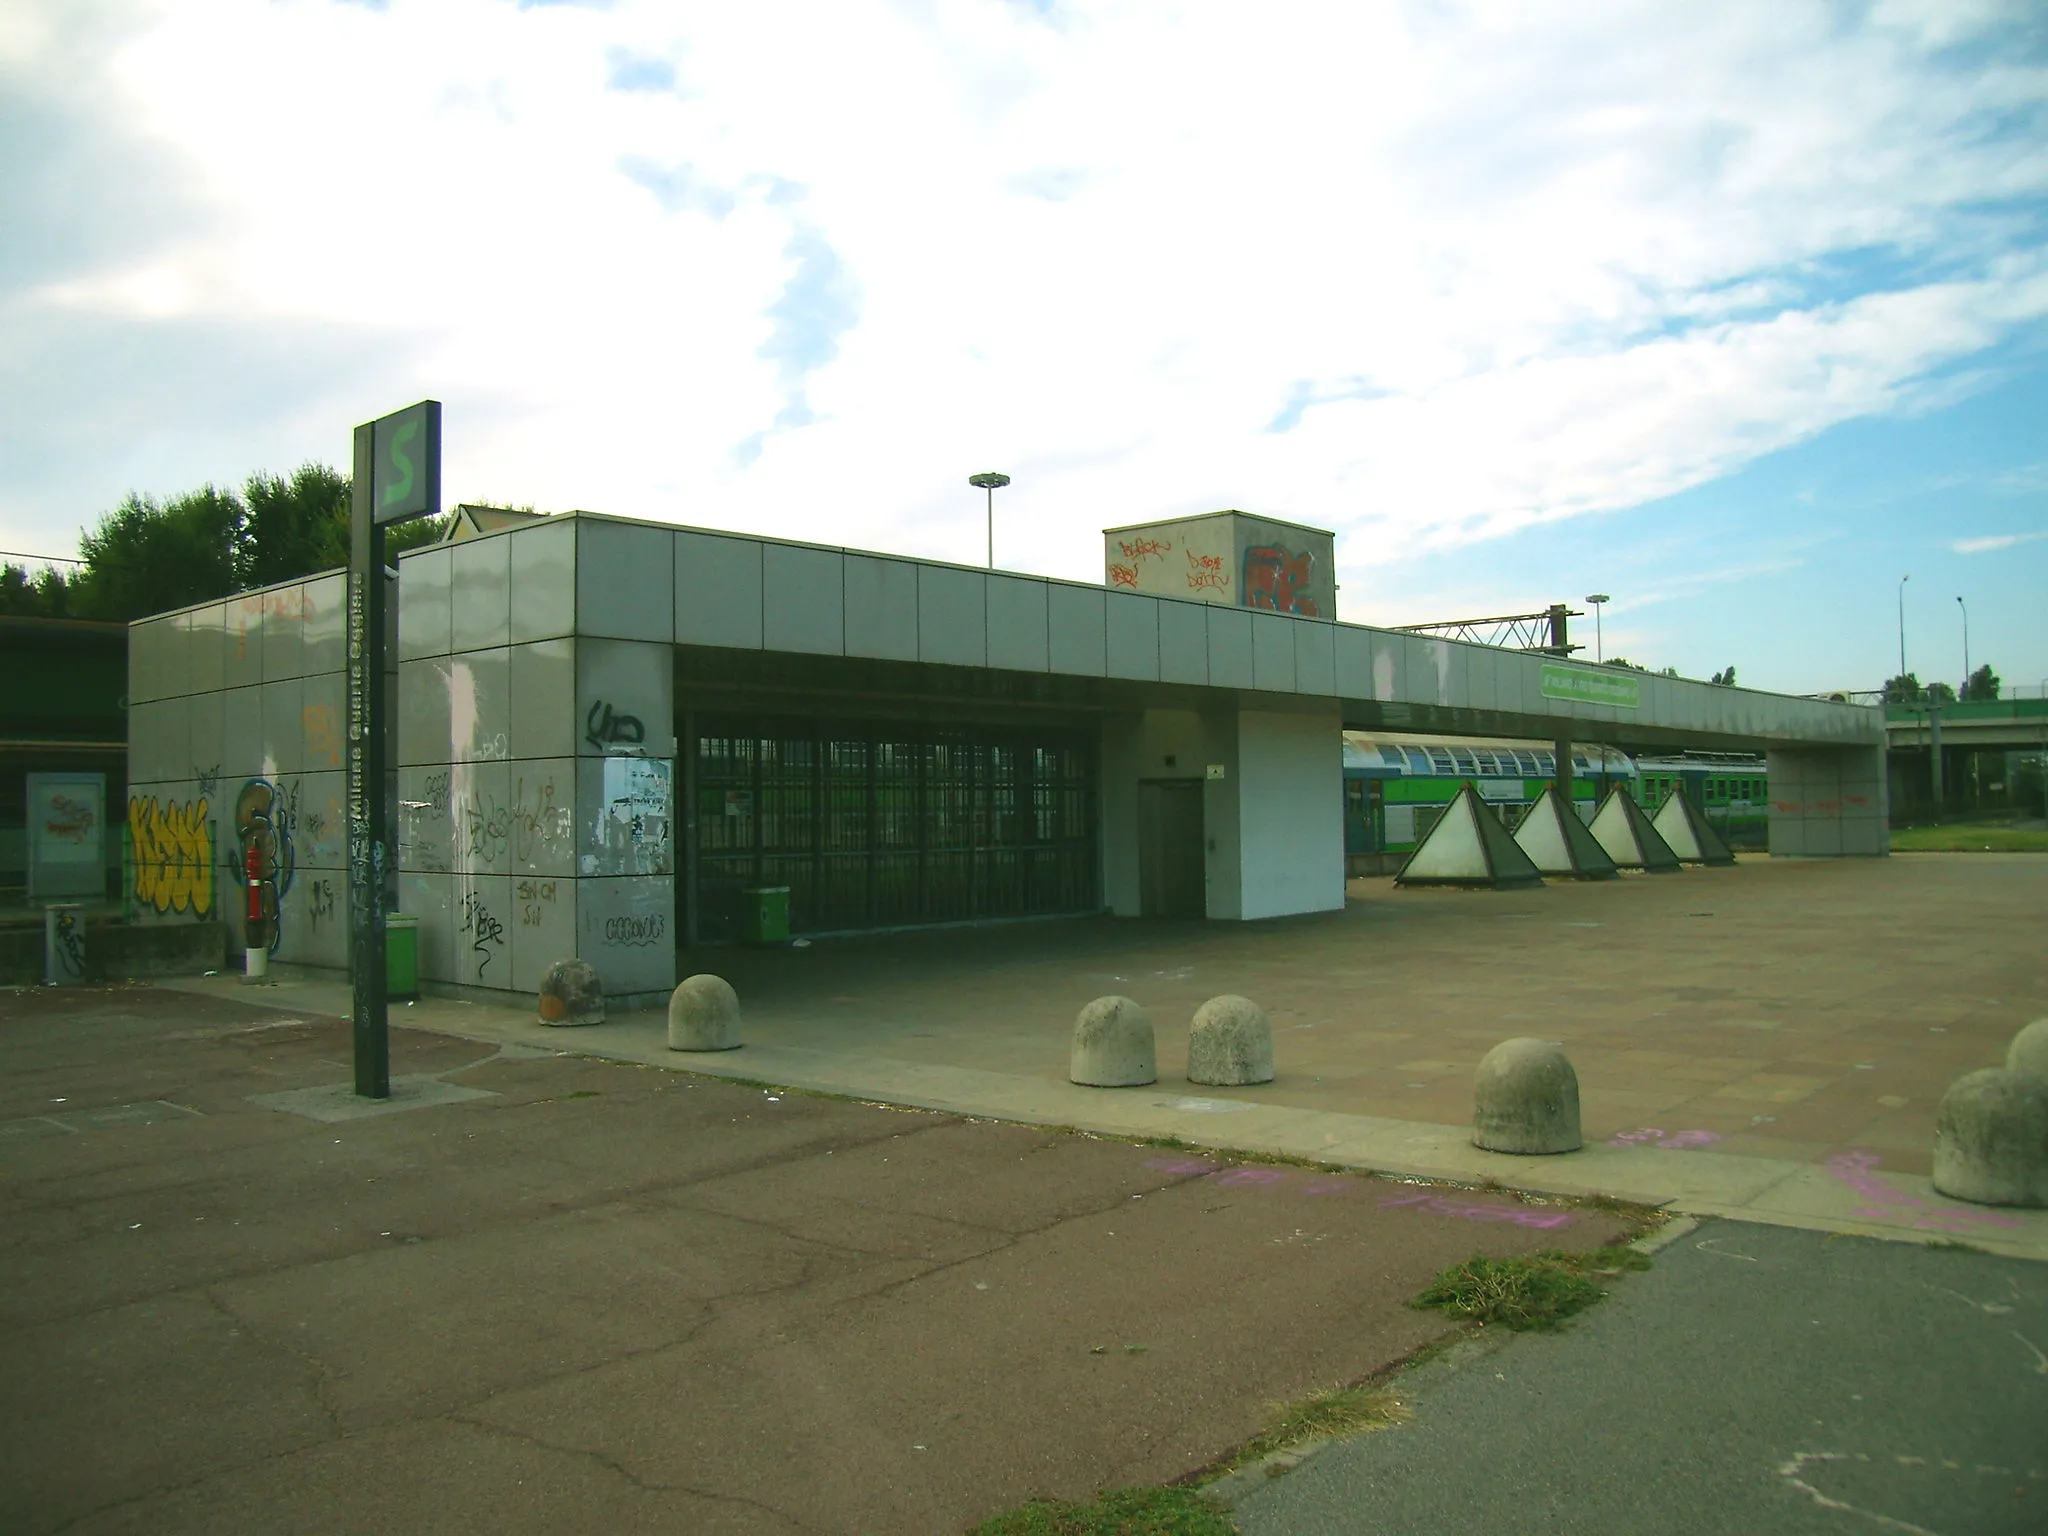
[122, 510, 1887, 1004]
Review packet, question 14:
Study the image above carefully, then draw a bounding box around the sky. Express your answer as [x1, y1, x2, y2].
[2, 0, 2044, 697]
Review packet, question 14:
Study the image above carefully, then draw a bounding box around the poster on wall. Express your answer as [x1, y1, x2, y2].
[27, 772, 106, 902]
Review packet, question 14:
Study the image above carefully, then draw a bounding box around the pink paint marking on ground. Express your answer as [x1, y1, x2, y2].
[1379, 1191, 1577, 1231]
[1823, 1151, 2021, 1231]
[1608, 1127, 1723, 1150]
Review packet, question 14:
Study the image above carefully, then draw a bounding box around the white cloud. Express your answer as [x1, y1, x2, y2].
[3, 0, 2046, 575]
[1952, 529, 2048, 554]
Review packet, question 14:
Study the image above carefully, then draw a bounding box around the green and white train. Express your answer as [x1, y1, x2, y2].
[1342, 733, 1770, 867]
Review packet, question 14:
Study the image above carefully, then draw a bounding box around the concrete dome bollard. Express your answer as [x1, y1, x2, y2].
[1931, 1068, 2048, 1208]
[536, 958, 604, 1027]
[668, 974, 743, 1052]
[1472, 1038, 1582, 1155]
[1187, 995, 1275, 1087]
[2007, 1018, 2048, 1084]
[1070, 996, 1156, 1087]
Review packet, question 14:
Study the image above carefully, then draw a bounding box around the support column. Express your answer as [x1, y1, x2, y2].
[1767, 744, 1889, 857]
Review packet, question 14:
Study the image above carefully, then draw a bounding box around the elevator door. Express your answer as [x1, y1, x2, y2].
[1138, 780, 1205, 919]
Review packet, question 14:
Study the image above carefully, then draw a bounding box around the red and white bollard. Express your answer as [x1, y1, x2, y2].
[243, 842, 267, 981]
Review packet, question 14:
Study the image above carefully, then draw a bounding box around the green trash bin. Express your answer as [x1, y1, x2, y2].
[742, 886, 790, 945]
[385, 914, 420, 1000]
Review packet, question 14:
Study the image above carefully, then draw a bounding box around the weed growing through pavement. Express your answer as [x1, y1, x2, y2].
[1208, 1386, 1411, 1480]
[965, 1486, 1236, 1535]
[1412, 1244, 1651, 1331]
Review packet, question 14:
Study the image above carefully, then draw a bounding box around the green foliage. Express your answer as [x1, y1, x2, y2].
[1710, 665, 1736, 686]
[1883, 672, 1924, 704]
[1209, 1387, 1408, 1477]
[966, 1487, 1236, 1536]
[1924, 680, 1957, 705]
[35, 464, 456, 624]
[240, 463, 350, 588]
[0, 563, 81, 618]
[76, 487, 243, 621]
[1962, 663, 2001, 702]
[1412, 1244, 1650, 1332]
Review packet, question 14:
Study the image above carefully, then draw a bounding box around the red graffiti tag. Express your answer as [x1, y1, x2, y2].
[1243, 545, 1320, 616]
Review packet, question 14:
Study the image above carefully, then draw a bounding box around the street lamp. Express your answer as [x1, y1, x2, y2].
[1585, 594, 1610, 663]
[1956, 595, 1970, 696]
[968, 472, 1010, 569]
[1897, 574, 1909, 682]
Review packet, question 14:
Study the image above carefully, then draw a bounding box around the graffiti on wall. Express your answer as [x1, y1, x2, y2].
[303, 705, 342, 769]
[1243, 545, 1320, 617]
[1185, 549, 1227, 594]
[231, 779, 296, 952]
[584, 699, 646, 753]
[460, 888, 505, 978]
[50, 907, 87, 980]
[129, 795, 214, 916]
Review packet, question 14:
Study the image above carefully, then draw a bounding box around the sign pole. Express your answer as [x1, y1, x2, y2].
[347, 397, 439, 1098]
[347, 422, 391, 1097]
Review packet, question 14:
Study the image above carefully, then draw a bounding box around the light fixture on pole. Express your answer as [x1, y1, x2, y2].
[1897, 574, 1909, 681]
[1956, 595, 1969, 695]
[968, 473, 1010, 569]
[1585, 594, 1610, 663]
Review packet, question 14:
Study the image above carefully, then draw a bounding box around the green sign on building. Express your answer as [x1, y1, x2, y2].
[1540, 662, 1640, 709]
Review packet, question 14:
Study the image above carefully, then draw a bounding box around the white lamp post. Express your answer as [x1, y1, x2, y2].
[969, 473, 1010, 569]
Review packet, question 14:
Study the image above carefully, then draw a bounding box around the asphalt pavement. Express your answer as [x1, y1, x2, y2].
[1230, 1218, 2048, 1536]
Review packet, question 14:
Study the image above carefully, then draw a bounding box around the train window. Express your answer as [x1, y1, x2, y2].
[1535, 752, 1555, 774]
[1406, 748, 1431, 773]
[1472, 751, 1497, 774]
[1451, 750, 1476, 772]
[1380, 745, 1405, 765]
[1429, 749, 1454, 773]
[1512, 751, 1539, 775]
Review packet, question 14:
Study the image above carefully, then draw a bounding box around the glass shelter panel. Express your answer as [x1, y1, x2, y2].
[693, 717, 1097, 940]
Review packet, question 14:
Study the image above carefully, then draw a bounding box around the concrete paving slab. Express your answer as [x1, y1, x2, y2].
[246, 1072, 499, 1122]
[0, 985, 1642, 1536]
[147, 853, 2048, 1259]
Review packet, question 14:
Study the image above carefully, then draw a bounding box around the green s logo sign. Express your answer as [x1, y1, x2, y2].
[382, 419, 419, 509]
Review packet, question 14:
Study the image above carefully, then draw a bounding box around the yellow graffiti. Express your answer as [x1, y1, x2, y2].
[130, 795, 214, 916]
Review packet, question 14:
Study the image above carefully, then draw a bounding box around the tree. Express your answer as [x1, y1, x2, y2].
[240, 464, 350, 589]
[1962, 663, 2000, 702]
[1925, 680, 1957, 706]
[74, 488, 243, 621]
[1882, 673, 1923, 704]
[1710, 666, 1737, 686]
[0, 563, 80, 618]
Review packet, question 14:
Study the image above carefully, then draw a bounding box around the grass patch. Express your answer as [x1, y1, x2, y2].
[1412, 1244, 1651, 1332]
[1213, 1386, 1409, 1477]
[965, 1486, 1236, 1535]
[1890, 823, 2048, 853]
[1922, 1237, 1988, 1254]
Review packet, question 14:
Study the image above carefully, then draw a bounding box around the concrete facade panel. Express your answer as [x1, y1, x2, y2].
[1293, 620, 1336, 697]
[511, 869, 576, 995]
[843, 555, 919, 662]
[299, 671, 345, 775]
[1206, 608, 1255, 690]
[986, 575, 1049, 674]
[1333, 625, 1373, 699]
[575, 520, 674, 643]
[508, 517, 577, 645]
[674, 531, 765, 651]
[129, 617, 171, 703]
[1105, 593, 1160, 681]
[222, 686, 263, 784]
[578, 875, 676, 997]
[398, 548, 452, 661]
[129, 697, 186, 787]
[1250, 612, 1295, 693]
[302, 576, 345, 677]
[453, 873, 515, 989]
[261, 584, 305, 681]
[575, 755, 675, 878]
[399, 871, 455, 983]
[918, 566, 987, 669]
[397, 659, 453, 768]
[398, 764, 454, 875]
[450, 535, 512, 654]
[508, 638, 576, 761]
[576, 639, 673, 759]
[225, 593, 266, 688]
[446, 647, 512, 764]
[762, 544, 845, 656]
[1047, 585, 1107, 676]
[292, 770, 347, 870]
[187, 604, 226, 697]
[506, 759, 577, 878]
[446, 758, 514, 880]
[1157, 600, 1209, 686]
[185, 691, 224, 786]
[261, 679, 305, 778]
[1236, 707, 1345, 920]
[1462, 646, 1499, 713]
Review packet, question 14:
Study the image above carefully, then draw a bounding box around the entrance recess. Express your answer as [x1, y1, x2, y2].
[1137, 779, 1205, 918]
